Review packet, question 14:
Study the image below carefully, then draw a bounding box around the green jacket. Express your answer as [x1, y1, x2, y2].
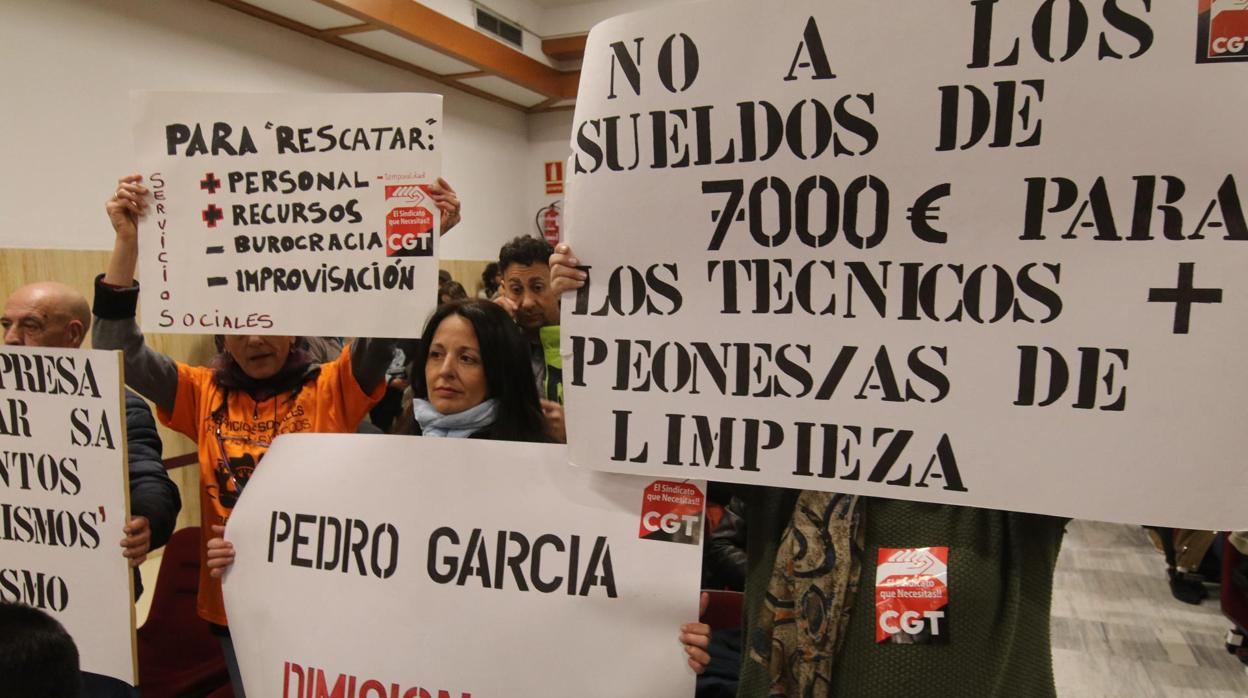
[736, 488, 1067, 697]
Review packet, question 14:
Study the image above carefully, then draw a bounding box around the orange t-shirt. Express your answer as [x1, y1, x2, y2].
[158, 346, 383, 625]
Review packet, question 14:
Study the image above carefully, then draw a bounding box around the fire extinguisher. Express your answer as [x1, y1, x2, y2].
[535, 200, 562, 246]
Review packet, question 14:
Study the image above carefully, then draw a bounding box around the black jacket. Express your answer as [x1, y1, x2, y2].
[125, 390, 181, 597]
[702, 497, 748, 591]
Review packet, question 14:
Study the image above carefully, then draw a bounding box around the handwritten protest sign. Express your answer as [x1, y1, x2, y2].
[132, 92, 442, 338]
[561, 0, 1248, 529]
[223, 434, 702, 698]
[0, 347, 133, 684]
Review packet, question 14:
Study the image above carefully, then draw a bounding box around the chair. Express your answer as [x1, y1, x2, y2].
[136, 526, 231, 697]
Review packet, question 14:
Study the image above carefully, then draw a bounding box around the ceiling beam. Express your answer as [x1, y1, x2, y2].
[209, 0, 534, 112]
[542, 35, 587, 62]
[314, 0, 576, 99]
[443, 70, 489, 80]
[321, 23, 376, 36]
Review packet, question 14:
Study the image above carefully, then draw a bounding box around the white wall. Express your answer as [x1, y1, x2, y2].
[0, 0, 538, 261]
[525, 110, 574, 242]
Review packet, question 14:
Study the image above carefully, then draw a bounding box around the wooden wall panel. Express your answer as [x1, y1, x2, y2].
[441, 259, 493, 299]
[1, 248, 208, 531]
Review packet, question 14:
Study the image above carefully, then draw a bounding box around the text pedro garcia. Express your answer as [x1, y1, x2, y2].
[0, 351, 116, 611]
[268, 509, 616, 697]
[567, 2, 1247, 495]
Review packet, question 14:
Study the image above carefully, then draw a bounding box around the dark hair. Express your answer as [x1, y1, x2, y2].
[497, 235, 554, 276]
[441, 281, 467, 302]
[0, 601, 82, 698]
[481, 262, 501, 296]
[408, 300, 548, 442]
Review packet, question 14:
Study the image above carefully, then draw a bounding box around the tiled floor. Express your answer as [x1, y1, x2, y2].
[1052, 520, 1248, 697]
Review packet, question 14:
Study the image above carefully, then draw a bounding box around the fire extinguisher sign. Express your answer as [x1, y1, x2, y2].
[544, 161, 564, 194]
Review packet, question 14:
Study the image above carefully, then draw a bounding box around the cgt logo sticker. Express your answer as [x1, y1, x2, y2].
[1198, 0, 1248, 63]
[384, 184, 429, 204]
[875, 547, 949, 644]
[638, 480, 704, 545]
[384, 184, 435, 257]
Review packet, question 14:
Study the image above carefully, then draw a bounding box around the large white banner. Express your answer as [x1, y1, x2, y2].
[223, 434, 703, 698]
[0, 347, 134, 684]
[562, 0, 1248, 529]
[132, 91, 442, 338]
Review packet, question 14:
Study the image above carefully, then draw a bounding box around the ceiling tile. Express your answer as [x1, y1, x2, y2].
[344, 31, 480, 75]
[239, 0, 362, 30]
[457, 75, 550, 107]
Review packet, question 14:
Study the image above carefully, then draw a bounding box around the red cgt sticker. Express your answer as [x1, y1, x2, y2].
[385, 207, 433, 257]
[875, 547, 949, 644]
[638, 480, 704, 545]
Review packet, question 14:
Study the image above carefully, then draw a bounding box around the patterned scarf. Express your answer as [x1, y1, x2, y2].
[749, 492, 864, 697]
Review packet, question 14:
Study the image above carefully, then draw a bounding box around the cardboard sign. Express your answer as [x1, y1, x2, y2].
[132, 91, 442, 338]
[560, 0, 1248, 529]
[222, 434, 702, 698]
[0, 347, 133, 684]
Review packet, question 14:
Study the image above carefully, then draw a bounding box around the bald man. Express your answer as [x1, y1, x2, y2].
[2, 281, 91, 347]
[3, 282, 181, 585]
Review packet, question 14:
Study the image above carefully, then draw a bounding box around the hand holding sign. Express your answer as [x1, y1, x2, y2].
[119, 516, 152, 567]
[680, 592, 712, 674]
[103, 175, 149, 289]
[206, 524, 235, 579]
[426, 176, 461, 232]
[106, 175, 148, 242]
[549, 243, 587, 295]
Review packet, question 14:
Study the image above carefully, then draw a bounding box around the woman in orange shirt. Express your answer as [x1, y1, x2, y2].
[94, 174, 460, 697]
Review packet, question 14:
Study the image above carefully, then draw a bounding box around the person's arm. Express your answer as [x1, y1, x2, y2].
[427, 177, 462, 234]
[93, 281, 180, 413]
[348, 337, 399, 394]
[120, 392, 180, 564]
[540, 399, 566, 443]
[206, 524, 235, 578]
[549, 243, 588, 296]
[705, 499, 748, 591]
[104, 174, 145, 288]
[94, 175, 180, 412]
[680, 592, 712, 674]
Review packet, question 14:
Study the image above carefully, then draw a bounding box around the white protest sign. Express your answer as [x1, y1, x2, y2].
[132, 92, 442, 338]
[0, 347, 134, 684]
[223, 434, 702, 698]
[561, 0, 1248, 529]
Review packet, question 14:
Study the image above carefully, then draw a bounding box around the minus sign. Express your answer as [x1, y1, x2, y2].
[205, 246, 224, 254]
[206, 277, 228, 287]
